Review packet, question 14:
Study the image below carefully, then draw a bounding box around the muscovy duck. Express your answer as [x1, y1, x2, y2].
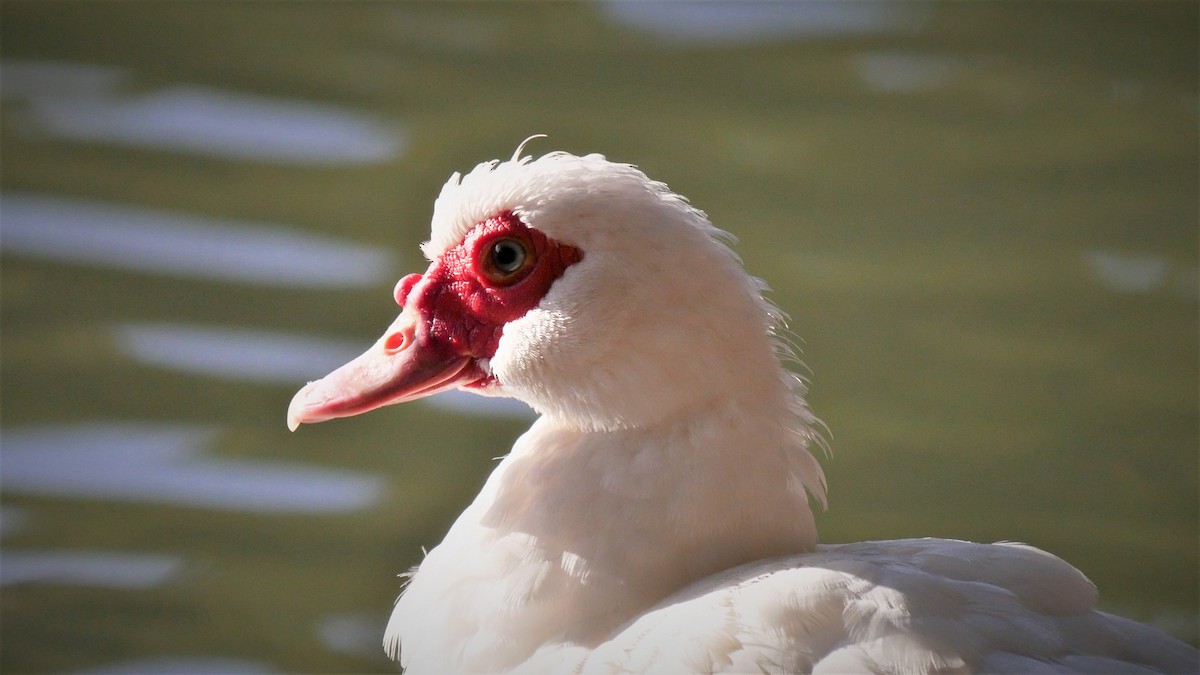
[288, 144, 1197, 674]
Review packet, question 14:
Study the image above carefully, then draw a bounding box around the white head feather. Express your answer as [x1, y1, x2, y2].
[424, 149, 826, 494]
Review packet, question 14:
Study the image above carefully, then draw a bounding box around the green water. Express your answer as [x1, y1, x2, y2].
[1, 2, 1196, 672]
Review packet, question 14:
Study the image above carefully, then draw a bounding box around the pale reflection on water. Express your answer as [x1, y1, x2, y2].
[601, 1, 928, 43]
[1, 423, 384, 513]
[115, 324, 364, 385]
[0, 192, 396, 288]
[316, 612, 386, 660]
[1083, 250, 1199, 299]
[73, 657, 276, 675]
[0, 550, 182, 588]
[2, 60, 405, 165]
[853, 51, 964, 94]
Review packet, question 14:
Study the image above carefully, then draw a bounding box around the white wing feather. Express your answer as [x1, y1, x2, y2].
[568, 539, 1196, 674]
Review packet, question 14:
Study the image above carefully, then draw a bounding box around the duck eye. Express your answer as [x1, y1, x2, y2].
[491, 240, 524, 272]
[480, 237, 534, 285]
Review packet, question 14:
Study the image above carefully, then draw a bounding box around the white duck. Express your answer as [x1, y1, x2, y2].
[288, 145, 1197, 674]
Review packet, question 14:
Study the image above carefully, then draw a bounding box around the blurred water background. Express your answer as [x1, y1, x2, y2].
[1, 2, 1196, 672]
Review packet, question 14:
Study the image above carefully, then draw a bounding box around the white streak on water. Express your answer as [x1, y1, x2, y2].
[0, 192, 395, 288]
[29, 86, 404, 164]
[316, 612, 386, 658]
[1083, 250, 1169, 294]
[854, 52, 962, 93]
[115, 323, 364, 384]
[3, 60, 405, 165]
[601, 1, 928, 44]
[115, 323, 537, 419]
[73, 657, 276, 674]
[1082, 250, 1198, 301]
[0, 423, 384, 513]
[0, 550, 182, 588]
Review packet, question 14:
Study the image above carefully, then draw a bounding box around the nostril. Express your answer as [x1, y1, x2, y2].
[384, 331, 408, 353]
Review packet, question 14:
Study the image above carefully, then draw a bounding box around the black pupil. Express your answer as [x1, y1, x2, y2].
[492, 241, 524, 273]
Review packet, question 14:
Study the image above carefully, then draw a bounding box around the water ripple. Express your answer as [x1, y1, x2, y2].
[3, 60, 404, 165]
[73, 657, 276, 674]
[1083, 249, 1198, 300]
[0, 192, 395, 288]
[115, 323, 364, 384]
[0, 550, 182, 588]
[601, 1, 928, 44]
[0, 422, 385, 513]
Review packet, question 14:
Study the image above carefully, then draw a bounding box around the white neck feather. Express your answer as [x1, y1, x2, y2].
[387, 360, 825, 672]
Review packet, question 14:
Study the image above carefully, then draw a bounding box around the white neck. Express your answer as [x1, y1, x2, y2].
[386, 371, 825, 672]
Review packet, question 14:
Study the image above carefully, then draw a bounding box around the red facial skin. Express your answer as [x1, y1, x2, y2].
[287, 211, 581, 429]
[402, 211, 583, 368]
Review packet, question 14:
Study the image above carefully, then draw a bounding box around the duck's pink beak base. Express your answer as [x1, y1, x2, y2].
[286, 311, 477, 431]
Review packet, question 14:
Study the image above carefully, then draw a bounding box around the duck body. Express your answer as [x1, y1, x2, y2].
[388, 416, 1194, 674]
[288, 147, 1198, 674]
